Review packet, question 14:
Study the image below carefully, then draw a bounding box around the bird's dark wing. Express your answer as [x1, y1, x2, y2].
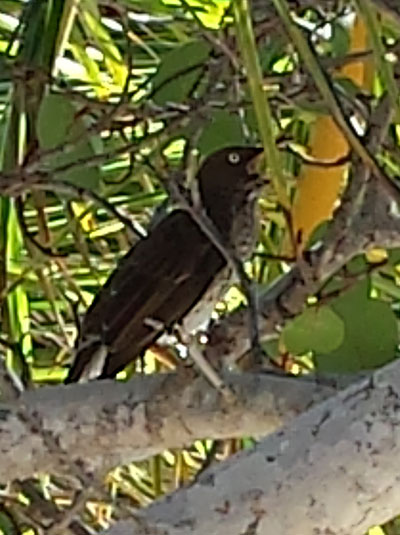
[65, 210, 225, 381]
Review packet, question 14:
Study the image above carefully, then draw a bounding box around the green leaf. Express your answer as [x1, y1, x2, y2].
[0, 509, 18, 535]
[314, 281, 398, 372]
[1, 198, 32, 376]
[37, 93, 74, 149]
[282, 306, 345, 355]
[197, 110, 246, 157]
[37, 94, 100, 190]
[80, 3, 128, 88]
[151, 40, 211, 105]
[70, 26, 105, 98]
[258, 36, 288, 72]
[388, 247, 400, 265]
[0, 56, 12, 82]
[330, 21, 350, 58]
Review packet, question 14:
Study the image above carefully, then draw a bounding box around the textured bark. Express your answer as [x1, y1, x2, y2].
[0, 371, 338, 480]
[103, 359, 400, 535]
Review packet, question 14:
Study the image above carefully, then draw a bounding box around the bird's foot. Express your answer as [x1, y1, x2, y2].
[175, 325, 236, 402]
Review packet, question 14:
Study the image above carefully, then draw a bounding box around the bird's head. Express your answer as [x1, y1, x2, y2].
[198, 146, 264, 182]
[197, 146, 265, 234]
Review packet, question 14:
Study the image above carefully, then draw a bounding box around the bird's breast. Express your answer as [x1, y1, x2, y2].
[231, 198, 258, 261]
[181, 267, 231, 333]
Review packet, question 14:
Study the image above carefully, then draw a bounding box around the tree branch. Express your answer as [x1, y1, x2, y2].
[102, 359, 400, 535]
[0, 372, 341, 480]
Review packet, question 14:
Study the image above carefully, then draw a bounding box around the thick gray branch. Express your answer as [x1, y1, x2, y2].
[103, 359, 400, 535]
[0, 372, 338, 480]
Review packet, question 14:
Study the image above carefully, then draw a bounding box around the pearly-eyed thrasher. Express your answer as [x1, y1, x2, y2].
[65, 146, 264, 382]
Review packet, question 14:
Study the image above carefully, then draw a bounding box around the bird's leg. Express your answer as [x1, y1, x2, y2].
[175, 325, 236, 402]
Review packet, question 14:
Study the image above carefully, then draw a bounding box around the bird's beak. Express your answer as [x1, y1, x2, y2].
[246, 149, 265, 177]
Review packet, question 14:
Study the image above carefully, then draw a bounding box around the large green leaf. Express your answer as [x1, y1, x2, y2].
[197, 110, 247, 157]
[37, 93, 100, 190]
[151, 40, 211, 105]
[282, 305, 345, 355]
[314, 281, 398, 372]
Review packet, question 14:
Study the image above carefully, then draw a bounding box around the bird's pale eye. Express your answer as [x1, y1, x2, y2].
[227, 151, 241, 165]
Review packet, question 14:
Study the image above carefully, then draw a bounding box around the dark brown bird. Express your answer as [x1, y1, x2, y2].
[65, 146, 264, 382]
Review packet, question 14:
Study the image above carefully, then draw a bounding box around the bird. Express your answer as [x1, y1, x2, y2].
[65, 146, 264, 383]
